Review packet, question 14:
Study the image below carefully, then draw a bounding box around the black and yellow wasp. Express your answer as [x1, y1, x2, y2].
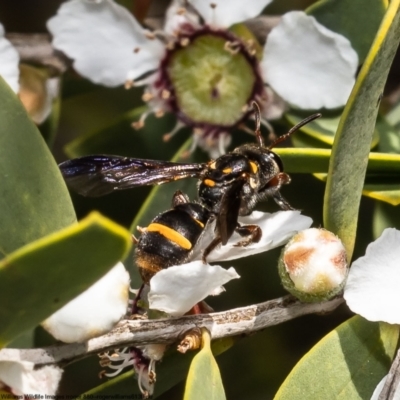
[59, 104, 320, 282]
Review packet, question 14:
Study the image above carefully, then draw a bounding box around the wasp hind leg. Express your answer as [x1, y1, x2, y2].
[202, 236, 223, 264]
[234, 224, 262, 247]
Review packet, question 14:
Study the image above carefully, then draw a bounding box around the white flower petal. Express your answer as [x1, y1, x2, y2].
[47, 0, 164, 86]
[344, 228, 400, 324]
[164, 0, 200, 35]
[188, 0, 273, 28]
[42, 262, 130, 343]
[262, 11, 358, 109]
[0, 24, 19, 92]
[148, 261, 240, 316]
[0, 361, 62, 396]
[207, 210, 313, 262]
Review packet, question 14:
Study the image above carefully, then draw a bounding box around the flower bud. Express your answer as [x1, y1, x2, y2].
[278, 228, 348, 302]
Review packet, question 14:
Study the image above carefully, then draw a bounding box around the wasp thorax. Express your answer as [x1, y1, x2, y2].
[154, 26, 265, 141]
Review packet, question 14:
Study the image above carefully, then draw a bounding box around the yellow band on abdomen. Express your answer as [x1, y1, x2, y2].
[147, 223, 192, 250]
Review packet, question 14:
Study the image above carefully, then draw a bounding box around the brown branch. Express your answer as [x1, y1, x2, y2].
[6, 33, 70, 74]
[378, 347, 400, 400]
[0, 295, 343, 367]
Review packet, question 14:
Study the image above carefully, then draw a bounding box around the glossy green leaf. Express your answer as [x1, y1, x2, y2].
[373, 201, 400, 238]
[0, 212, 131, 345]
[323, 1, 400, 260]
[386, 98, 400, 128]
[184, 329, 226, 400]
[274, 316, 399, 400]
[376, 115, 400, 153]
[287, 112, 340, 145]
[307, 0, 387, 62]
[363, 186, 400, 205]
[315, 173, 400, 205]
[290, 130, 332, 149]
[286, 112, 379, 148]
[0, 75, 76, 258]
[275, 148, 400, 174]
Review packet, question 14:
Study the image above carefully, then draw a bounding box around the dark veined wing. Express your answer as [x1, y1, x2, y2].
[59, 155, 206, 197]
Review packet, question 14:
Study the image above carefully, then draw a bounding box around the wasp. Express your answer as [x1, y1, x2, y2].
[59, 103, 320, 265]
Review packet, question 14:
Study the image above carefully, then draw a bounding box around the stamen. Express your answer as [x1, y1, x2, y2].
[181, 132, 201, 158]
[224, 41, 241, 55]
[137, 365, 148, 397]
[154, 109, 165, 118]
[133, 47, 141, 53]
[238, 123, 256, 137]
[218, 132, 228, 155]
[161, 89, 171, 100]
[142, 92, 154, 102]
[128, 72, 157, 88]
[124, 80, 134, 90]
[163, 121, 184, 142]
[166, 40, 176, 50]
[131, 112, 150, 130]
[99, 348, 135, 378]
[180, 37, 190, 47]
[148, 359, 157, 384]
[145, 31, 156, 40]
[245, 39, 257, 56]
[260, 118, 277, 142]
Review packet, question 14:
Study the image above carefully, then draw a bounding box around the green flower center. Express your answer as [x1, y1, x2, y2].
[166, 32, 260, 129]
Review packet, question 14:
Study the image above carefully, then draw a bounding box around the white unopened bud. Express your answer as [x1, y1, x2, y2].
[278, 228, 348, 302]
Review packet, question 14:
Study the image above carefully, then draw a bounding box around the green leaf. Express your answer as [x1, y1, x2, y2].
[0, 212, 132, 345]
[307, 0, 387, 62]
[184, 329, 226, 400]
[0, 75, 76, 258]
[274, 316, 399, 400]
[323, 1, 400, 260]
[373, 201, 400, 238]
[286, 112, 379, 148]
[376, 114, 400, 153]
[275, 148, 400, 174]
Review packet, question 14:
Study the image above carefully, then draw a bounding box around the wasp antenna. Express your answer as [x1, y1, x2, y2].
[268, 113, 322, 149]
[251, 101, 264, 147]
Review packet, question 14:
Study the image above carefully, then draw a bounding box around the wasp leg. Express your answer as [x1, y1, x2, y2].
[202, 236, 223, 264]
[234, 224, 262, 247]
[272, 191, 295, 210]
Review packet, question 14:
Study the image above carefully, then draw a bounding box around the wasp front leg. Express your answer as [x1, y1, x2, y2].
[234, 224, 262, 247]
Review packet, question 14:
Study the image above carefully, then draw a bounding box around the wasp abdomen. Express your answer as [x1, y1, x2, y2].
[135, 203, 211, 284]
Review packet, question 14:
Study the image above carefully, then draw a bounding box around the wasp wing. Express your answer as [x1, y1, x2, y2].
[59, 155, 206, 197]
[216, 178, 247, 245]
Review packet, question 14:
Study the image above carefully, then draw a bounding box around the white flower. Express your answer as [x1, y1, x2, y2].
[48, 0, 358, 155]
[344, 228, 400, 324]
[0, 361, 62, 396]
[42, 262, 130, 343]
[147, 210, 312, 315]
[0, 23, 19, 92]
[0, 23, 58, 124]
[279, 228, 348, 302]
